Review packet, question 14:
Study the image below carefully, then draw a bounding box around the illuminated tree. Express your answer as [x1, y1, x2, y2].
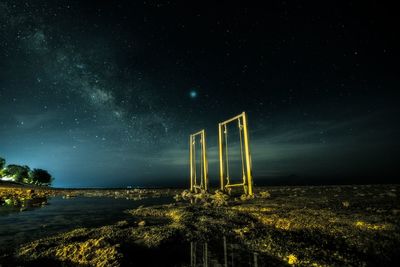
[0, 157, 5, 177]
[3, 165, 30, 183]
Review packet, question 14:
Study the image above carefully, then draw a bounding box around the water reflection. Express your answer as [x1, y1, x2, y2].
[0, 196, 172, 253]
[0, 197, 49, 216]
[189, 236, 260, 267]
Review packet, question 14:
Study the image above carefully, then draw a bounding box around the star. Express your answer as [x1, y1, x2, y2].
[189, 90, 197, 99]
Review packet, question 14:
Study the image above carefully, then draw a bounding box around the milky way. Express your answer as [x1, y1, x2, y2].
[0, 1, 398, 187]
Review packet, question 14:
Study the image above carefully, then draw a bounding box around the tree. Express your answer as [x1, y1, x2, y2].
[0, 157, 5, 177]
[3, 164, 30, 183]
[29, 169, 53, 185]
[0, 157, 5, 170]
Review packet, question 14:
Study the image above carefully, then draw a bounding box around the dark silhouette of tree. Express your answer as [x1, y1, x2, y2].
[0, 157, 5, 170]
[29, 169, 53, 185]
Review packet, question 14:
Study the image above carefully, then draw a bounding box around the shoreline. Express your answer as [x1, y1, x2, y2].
[1, 184, 400, 266]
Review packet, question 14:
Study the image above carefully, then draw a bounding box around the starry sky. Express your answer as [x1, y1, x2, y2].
[0, 1, 398, 188]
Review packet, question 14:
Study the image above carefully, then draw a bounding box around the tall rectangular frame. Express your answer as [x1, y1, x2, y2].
[218, 112, 253, 196]
[189, 129, 208, 192]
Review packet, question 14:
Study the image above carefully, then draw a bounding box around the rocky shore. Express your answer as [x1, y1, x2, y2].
[1, 184, 400, 266]
[0, 183, 180, 208]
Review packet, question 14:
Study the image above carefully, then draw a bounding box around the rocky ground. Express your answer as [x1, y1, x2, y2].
[1, 184, 399, 266]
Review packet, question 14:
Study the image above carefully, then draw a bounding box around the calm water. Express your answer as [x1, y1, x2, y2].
[0, 196, 172, 251]
[0, 196, 277, 266]
[161, 238, 277, 267]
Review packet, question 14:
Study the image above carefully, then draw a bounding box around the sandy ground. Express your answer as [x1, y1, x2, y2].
[1, 184, 400, 266]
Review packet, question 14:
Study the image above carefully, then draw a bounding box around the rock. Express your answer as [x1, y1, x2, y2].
[202, 202, 212, 208]
[181, 190, 192, 200]
[53, 237, 122, 266]
[342, 201, 350, 208]
[287, 254, 298, 265]
[173, 194, 182, 201]
[26, 189, 34, 195]
[211, 190, 229, 206]
[116, 220, 129, 227]
[259, 191, 271, 198]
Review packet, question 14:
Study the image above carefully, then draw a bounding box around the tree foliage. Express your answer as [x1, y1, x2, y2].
[0, 156, 54, 186]
[3, 165, 30, 182]
[29, 169, 53, 185]
[0, 157, 5, 170]
[0, 157, 5, 177]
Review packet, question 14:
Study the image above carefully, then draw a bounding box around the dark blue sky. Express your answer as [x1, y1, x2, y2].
[0, 1, 398, 187]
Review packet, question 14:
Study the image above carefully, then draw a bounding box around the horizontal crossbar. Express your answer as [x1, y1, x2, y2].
[191, 130, 205, 136]
[225, 183, 246, 188]
[219, 112, 245, 125]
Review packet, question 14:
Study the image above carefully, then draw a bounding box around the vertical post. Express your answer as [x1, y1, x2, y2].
[189, 135, 193, 192]
[191, 241, 196, 267]
[190, 242, 193, 266]
[203, 242, 208, 267]
[242, 112, 253, 196]
[202, 130, 208, 192]
[193, 136, 197, 192]
[253, 252, 258, 267]
[223, 236, 228, 267]
[218, 123, 224, 191]
[230, 244, 234, 267]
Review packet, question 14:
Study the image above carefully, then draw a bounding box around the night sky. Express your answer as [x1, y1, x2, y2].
[0, 1, 398, 188]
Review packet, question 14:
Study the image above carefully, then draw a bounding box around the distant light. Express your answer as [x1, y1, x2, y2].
[190, 90, 198, 99]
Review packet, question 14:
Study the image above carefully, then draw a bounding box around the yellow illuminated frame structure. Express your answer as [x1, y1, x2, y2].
[218, 112, 253, 196]
[189, 130, 208, 192]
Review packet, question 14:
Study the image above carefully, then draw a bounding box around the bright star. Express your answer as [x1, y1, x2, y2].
[189, 90, 197, 98]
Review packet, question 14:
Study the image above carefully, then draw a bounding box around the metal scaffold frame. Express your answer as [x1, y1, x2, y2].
[218, 112, 253, 196]
[189, 129, 208, 192]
